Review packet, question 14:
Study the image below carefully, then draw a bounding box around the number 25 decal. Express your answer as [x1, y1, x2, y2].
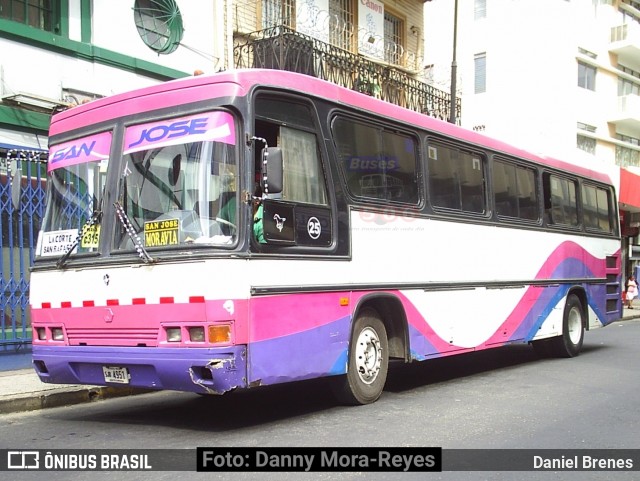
[307, 217, 321, 240]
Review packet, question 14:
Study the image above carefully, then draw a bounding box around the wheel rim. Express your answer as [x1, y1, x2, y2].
[354, 326, 382, 385]
[567, 306, 583, 345]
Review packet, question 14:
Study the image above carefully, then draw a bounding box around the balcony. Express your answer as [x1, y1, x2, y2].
[610, 23, 640, 66]
[610, 95, 640, 131]
[234, 27, 460, 124]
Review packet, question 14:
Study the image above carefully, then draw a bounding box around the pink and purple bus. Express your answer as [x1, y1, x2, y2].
[30, 69, 622, 405]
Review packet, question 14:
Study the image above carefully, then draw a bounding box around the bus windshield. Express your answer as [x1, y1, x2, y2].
[37, 110, 238, 259]
[37, 131, 111, 258]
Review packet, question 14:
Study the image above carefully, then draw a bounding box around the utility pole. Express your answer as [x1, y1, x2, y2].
[449, 0, 459, 124]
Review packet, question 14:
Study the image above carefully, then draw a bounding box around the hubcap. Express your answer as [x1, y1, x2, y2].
[567, 306, 583, 345]
[355, 326, 382, 384]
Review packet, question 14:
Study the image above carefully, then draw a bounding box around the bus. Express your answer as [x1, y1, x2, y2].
[30, 69, 622, 405]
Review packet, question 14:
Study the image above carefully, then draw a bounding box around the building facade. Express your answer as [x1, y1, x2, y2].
[232, 0, 456, 119]
[0, 0, 445, 348]
[424, 0, 640, 278]
[0, 0, 222, 348]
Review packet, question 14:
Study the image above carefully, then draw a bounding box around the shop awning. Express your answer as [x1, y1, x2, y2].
[619, 167, 640, 211]
[0, 143, 47, 161]
[0, 142, 46, 151]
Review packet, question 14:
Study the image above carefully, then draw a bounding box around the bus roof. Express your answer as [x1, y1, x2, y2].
[49, 69, 613, 185]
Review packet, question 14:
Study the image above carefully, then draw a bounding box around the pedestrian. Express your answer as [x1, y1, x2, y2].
[625, 275, 638, 309]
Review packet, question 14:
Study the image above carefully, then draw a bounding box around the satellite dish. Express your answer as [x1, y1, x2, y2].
[133, 0, 184, 55]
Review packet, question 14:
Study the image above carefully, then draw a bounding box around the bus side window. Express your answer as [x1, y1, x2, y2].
[254, 110, 331, 247]
[543, 172, 578, 227]
[428, 142, 486, 213]
[332, 117, 419, 204]
[493, 159, 539, 221]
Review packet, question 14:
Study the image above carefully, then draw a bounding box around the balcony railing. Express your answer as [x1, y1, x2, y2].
[234, 26, 460, 124]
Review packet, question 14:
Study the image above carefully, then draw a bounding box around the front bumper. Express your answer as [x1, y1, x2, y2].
[32, 345, 247, 395]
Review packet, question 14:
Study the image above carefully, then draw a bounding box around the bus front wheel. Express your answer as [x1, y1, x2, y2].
[333, 309, 389, 405]
[551, 294, 585, 358]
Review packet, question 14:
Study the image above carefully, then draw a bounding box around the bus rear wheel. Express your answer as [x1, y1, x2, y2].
[551, 294, 585, 358]
[333, 308, 389, 405]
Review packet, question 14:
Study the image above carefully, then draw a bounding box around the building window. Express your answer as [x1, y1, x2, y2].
[133, 0, 184, 55]
[261, 0, 295, 29]
[474, 53, 486, 94]
[577, 134, 596, 155]
[617, 133, 640, 146]
[474, 0, 486, 20]
[0, 0, 59, 33]
[618, 77, 640, 96]
[617, 146, 640, 168]
[329, 0, 355, 51]
[577, 122, 597, 133]
[384, 11, 404, 65]
[578, 62, 596, 90]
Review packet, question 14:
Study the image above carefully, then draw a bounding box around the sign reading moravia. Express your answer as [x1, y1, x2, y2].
[144, 219, 179, 247]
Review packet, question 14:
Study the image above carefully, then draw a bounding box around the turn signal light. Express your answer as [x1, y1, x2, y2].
[208, 325, 231, 344]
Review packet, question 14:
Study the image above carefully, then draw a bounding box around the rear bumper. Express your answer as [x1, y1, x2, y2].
[32, 345, 247, 395]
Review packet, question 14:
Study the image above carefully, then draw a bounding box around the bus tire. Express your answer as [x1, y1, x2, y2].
[550, 294, 585, 358]
[333, 309, 389, 405]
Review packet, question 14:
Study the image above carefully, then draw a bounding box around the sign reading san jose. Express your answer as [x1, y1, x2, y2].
[144, 219, 179, 247]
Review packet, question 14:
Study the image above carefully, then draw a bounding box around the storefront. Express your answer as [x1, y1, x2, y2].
[618, 167, 640, 281]
[0, 136, 47, 349]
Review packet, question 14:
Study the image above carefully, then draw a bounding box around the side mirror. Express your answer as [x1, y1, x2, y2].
[261, 147, 283, 195]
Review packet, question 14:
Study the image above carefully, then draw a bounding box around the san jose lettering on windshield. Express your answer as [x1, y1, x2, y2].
[48, 131, 112, 172]
[144, 219, 179, 247]
[124, 111, 236, 154]
[196, 447, 441, 472]
[127, 118, 207, 149]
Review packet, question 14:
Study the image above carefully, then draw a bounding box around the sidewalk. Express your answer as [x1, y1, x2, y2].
[0, 349, 150, 415]
[1, 309, 639, 415]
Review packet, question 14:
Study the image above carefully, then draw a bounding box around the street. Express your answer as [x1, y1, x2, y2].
[1, 319, 639, 481]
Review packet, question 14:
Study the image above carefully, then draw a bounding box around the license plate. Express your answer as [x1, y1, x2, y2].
[102, 366, 130, 384]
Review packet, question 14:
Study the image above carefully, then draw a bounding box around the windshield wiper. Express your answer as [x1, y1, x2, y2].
[114, 201, 154, 264]
[56, 210, 103, 269]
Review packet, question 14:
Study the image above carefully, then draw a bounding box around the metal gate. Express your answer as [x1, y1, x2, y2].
[0, 149, 47, 351]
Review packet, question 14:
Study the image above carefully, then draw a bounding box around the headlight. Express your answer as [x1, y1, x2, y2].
[188, 326, 205, 342]
[51, 327, 64, 341]
[166, 327, 182, 342]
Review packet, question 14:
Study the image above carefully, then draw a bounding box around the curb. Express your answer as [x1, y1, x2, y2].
[0, 386, 152, 415]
